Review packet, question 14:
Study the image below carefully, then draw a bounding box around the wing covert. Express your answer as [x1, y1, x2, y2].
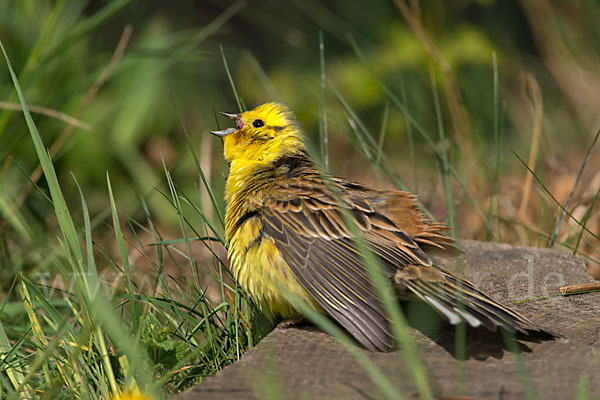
[257, 177, 454, 351]
[262, 203, 396, 351]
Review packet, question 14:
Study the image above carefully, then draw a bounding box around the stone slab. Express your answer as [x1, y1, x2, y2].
[175, 241, 600, 400]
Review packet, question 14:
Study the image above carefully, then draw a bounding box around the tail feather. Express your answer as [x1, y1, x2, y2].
[407, 278, 499, 331]
[397, 266, 555, 336]
[433, 273, 534, 332]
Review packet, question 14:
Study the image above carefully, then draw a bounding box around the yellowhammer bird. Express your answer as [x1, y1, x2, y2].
[211, 102, 554, 351]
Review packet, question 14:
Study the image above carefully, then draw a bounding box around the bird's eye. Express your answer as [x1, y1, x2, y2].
[252, 119, 265, 128]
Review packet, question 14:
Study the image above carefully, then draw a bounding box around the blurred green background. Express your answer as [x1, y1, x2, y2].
[2, 0, 600, 280]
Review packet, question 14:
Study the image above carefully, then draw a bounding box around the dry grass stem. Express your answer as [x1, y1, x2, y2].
[521, 0, 600, 123]
[11, 25, 133, 213]
[200, 131, 213, 222]
[559, 282, 600, 295]
[517, 74, 544, 225]
[393, 0, 473, 162]
[0, 101, 90, 130]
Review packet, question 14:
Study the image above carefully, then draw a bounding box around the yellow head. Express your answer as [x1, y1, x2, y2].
[211, 102, 307, 164]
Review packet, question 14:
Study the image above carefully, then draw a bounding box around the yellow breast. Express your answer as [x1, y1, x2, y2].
[224, 160, 317, 318]
[227, 215, 316, 318]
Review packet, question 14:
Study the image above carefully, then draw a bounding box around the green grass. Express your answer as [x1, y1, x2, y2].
[1, 38, 262, 398]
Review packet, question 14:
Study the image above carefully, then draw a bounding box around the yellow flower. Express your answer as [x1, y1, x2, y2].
[112, 389, 153, 400]
[211, 102, 556, 351]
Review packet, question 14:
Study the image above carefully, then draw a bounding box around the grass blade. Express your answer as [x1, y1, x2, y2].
[107, 173, 139, 331]
[221, 45, 244, 112]
[513, 150, 600, 243]
[318, 30, 329, 172]
[0, 40, 82, 264]
[550, 128, 600, 247]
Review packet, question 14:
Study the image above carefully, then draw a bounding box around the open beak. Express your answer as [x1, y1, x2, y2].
[220, 112, 240, 120]
[210, 111, 242, 137]
[210, 127, 237, 137]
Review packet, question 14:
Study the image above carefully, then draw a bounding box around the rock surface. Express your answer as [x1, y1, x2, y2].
[175, 241, 600, 399]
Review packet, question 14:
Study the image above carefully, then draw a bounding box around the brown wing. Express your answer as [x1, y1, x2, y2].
[331, 178, 455, 250]
[260, 176, 440, 351]
[260, 175, 556, 348]
[338, 181, 553, 336]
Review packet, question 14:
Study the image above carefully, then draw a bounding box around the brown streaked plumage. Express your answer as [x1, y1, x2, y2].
[211, 102, 557, 352]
